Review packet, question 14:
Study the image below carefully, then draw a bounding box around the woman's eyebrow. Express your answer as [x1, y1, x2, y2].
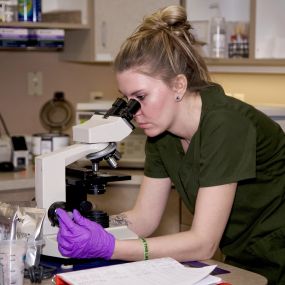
[131, 90, 144, 96]
[117, 89, 144, 97]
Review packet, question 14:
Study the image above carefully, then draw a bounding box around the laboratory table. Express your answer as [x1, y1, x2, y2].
[22, 258, 267, 285]
[1, 167, 267, 285]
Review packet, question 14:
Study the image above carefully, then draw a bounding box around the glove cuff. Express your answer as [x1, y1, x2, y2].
[100, 232, 116, 260]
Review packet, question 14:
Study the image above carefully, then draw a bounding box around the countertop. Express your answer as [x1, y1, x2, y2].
[0, 164, 144, 192]
[0, 165, 35, 191]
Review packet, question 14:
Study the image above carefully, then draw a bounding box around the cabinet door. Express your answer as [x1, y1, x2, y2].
[255, 0, 285, 59]
[61, 0, 179, 62]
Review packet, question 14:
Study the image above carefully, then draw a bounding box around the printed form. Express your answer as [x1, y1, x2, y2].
[56, 257, 221, 285]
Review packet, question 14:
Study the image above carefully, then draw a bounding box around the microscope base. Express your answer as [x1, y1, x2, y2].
[42, 234, 63, 258]
[42, 226, 138, 258]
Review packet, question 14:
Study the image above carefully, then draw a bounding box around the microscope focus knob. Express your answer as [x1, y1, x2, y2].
[105, 150, 121, 168]
[48, 201, 67, 227]
[106, 155, 118, 168]
[113, 150, 121, 160]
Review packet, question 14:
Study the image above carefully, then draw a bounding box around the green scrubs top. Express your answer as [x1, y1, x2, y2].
[144, 84, 285, 285]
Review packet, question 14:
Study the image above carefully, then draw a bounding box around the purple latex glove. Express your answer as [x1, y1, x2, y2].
[56, 208, 115, 259]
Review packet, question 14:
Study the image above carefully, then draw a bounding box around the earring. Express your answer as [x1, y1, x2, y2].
[175, 95, 181, 102]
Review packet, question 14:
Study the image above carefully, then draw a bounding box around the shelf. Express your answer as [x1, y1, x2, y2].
[206, 58, 285, 74]
[206, 58, 285, 66]
[0, 21, 90, 30]
[205, 57, 285, 74]
[0, 47, 63, 52]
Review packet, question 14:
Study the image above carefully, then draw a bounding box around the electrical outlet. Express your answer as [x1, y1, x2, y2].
[28, 71, 43, 96]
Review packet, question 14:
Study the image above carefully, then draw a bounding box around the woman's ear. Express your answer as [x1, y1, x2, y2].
[172, 74, 187, 102]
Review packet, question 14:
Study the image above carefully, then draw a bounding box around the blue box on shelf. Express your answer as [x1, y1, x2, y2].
[28, 29, 65, 49]
[0, 28, 29, 48]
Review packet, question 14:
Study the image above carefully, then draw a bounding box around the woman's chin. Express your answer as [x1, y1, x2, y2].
[143, 128, 161, 137]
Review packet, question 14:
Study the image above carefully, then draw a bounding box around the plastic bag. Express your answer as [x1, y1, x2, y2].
[0, 202, 45, 267]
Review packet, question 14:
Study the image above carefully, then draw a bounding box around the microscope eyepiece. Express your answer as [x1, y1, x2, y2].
[103, 97, 140, 122]
[103, 98, 127, 118]
[120, 99, 141, 122]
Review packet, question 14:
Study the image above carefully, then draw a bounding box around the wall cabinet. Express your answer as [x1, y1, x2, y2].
[60, 0, 180, 62]
[60, 0, 285, 72]
[183, 0, 285, 73]
[0, 0, 284, 72]
[0, 0, 88, 51]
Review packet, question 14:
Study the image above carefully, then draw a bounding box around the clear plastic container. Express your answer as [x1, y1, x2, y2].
[1, 0, 18, 22]
[210, 15, 227, 58]
[0, 240, 27, 285]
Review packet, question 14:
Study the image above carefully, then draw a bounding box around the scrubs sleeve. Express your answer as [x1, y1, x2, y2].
[199, 110, 256, 187]
[144, 137, 169, 178]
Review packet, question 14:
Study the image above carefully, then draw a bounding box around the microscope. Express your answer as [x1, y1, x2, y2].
[35, 98, 140, 258]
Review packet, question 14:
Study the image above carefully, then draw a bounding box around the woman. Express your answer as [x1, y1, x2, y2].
[56, 5, 285, 284]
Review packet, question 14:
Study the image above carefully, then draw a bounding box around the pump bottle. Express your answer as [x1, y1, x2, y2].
[209, 3, 227, 58]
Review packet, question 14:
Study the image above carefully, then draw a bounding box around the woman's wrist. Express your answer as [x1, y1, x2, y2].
[110, 237, 151, 261]
[140, 237, 149, 260]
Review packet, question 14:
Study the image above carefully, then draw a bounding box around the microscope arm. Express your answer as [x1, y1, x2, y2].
[36, 113, 135, 236]
[35, 142, 109, 236]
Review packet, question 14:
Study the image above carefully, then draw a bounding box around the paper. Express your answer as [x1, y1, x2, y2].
[183, 260, 230, 275]
[56, 257, 221, 285]
[194, 275, 222, 285]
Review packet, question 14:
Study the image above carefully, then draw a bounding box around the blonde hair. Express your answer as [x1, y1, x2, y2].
[114, 5, 211, 91]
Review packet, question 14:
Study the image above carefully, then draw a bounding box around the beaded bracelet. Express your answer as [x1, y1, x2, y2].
[140, 237, 149, 260]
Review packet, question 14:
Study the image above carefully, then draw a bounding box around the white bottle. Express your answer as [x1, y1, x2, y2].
[4, 0, 17, 22]
[209, 4, 227, 58]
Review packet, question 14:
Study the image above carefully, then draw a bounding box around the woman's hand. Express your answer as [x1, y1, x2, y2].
[56, 208, 115, 259]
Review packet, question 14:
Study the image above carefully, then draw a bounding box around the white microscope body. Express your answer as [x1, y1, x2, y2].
[35, 99, 139, 257]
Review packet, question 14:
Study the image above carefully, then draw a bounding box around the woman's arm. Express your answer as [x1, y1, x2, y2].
[110, 175, 172, 237]
[111, 182, 237, 262]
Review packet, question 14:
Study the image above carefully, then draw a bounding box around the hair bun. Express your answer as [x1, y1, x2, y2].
[141, 5, 191, 35]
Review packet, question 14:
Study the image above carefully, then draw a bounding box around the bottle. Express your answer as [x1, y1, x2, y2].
[18, 0, 41, 22]
[209, 3, 227, 58]
[2, 0, 18, 22]
[32, 0, 41, 22]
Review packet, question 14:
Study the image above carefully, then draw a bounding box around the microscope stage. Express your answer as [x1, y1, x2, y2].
[66, 163, 131, 184]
